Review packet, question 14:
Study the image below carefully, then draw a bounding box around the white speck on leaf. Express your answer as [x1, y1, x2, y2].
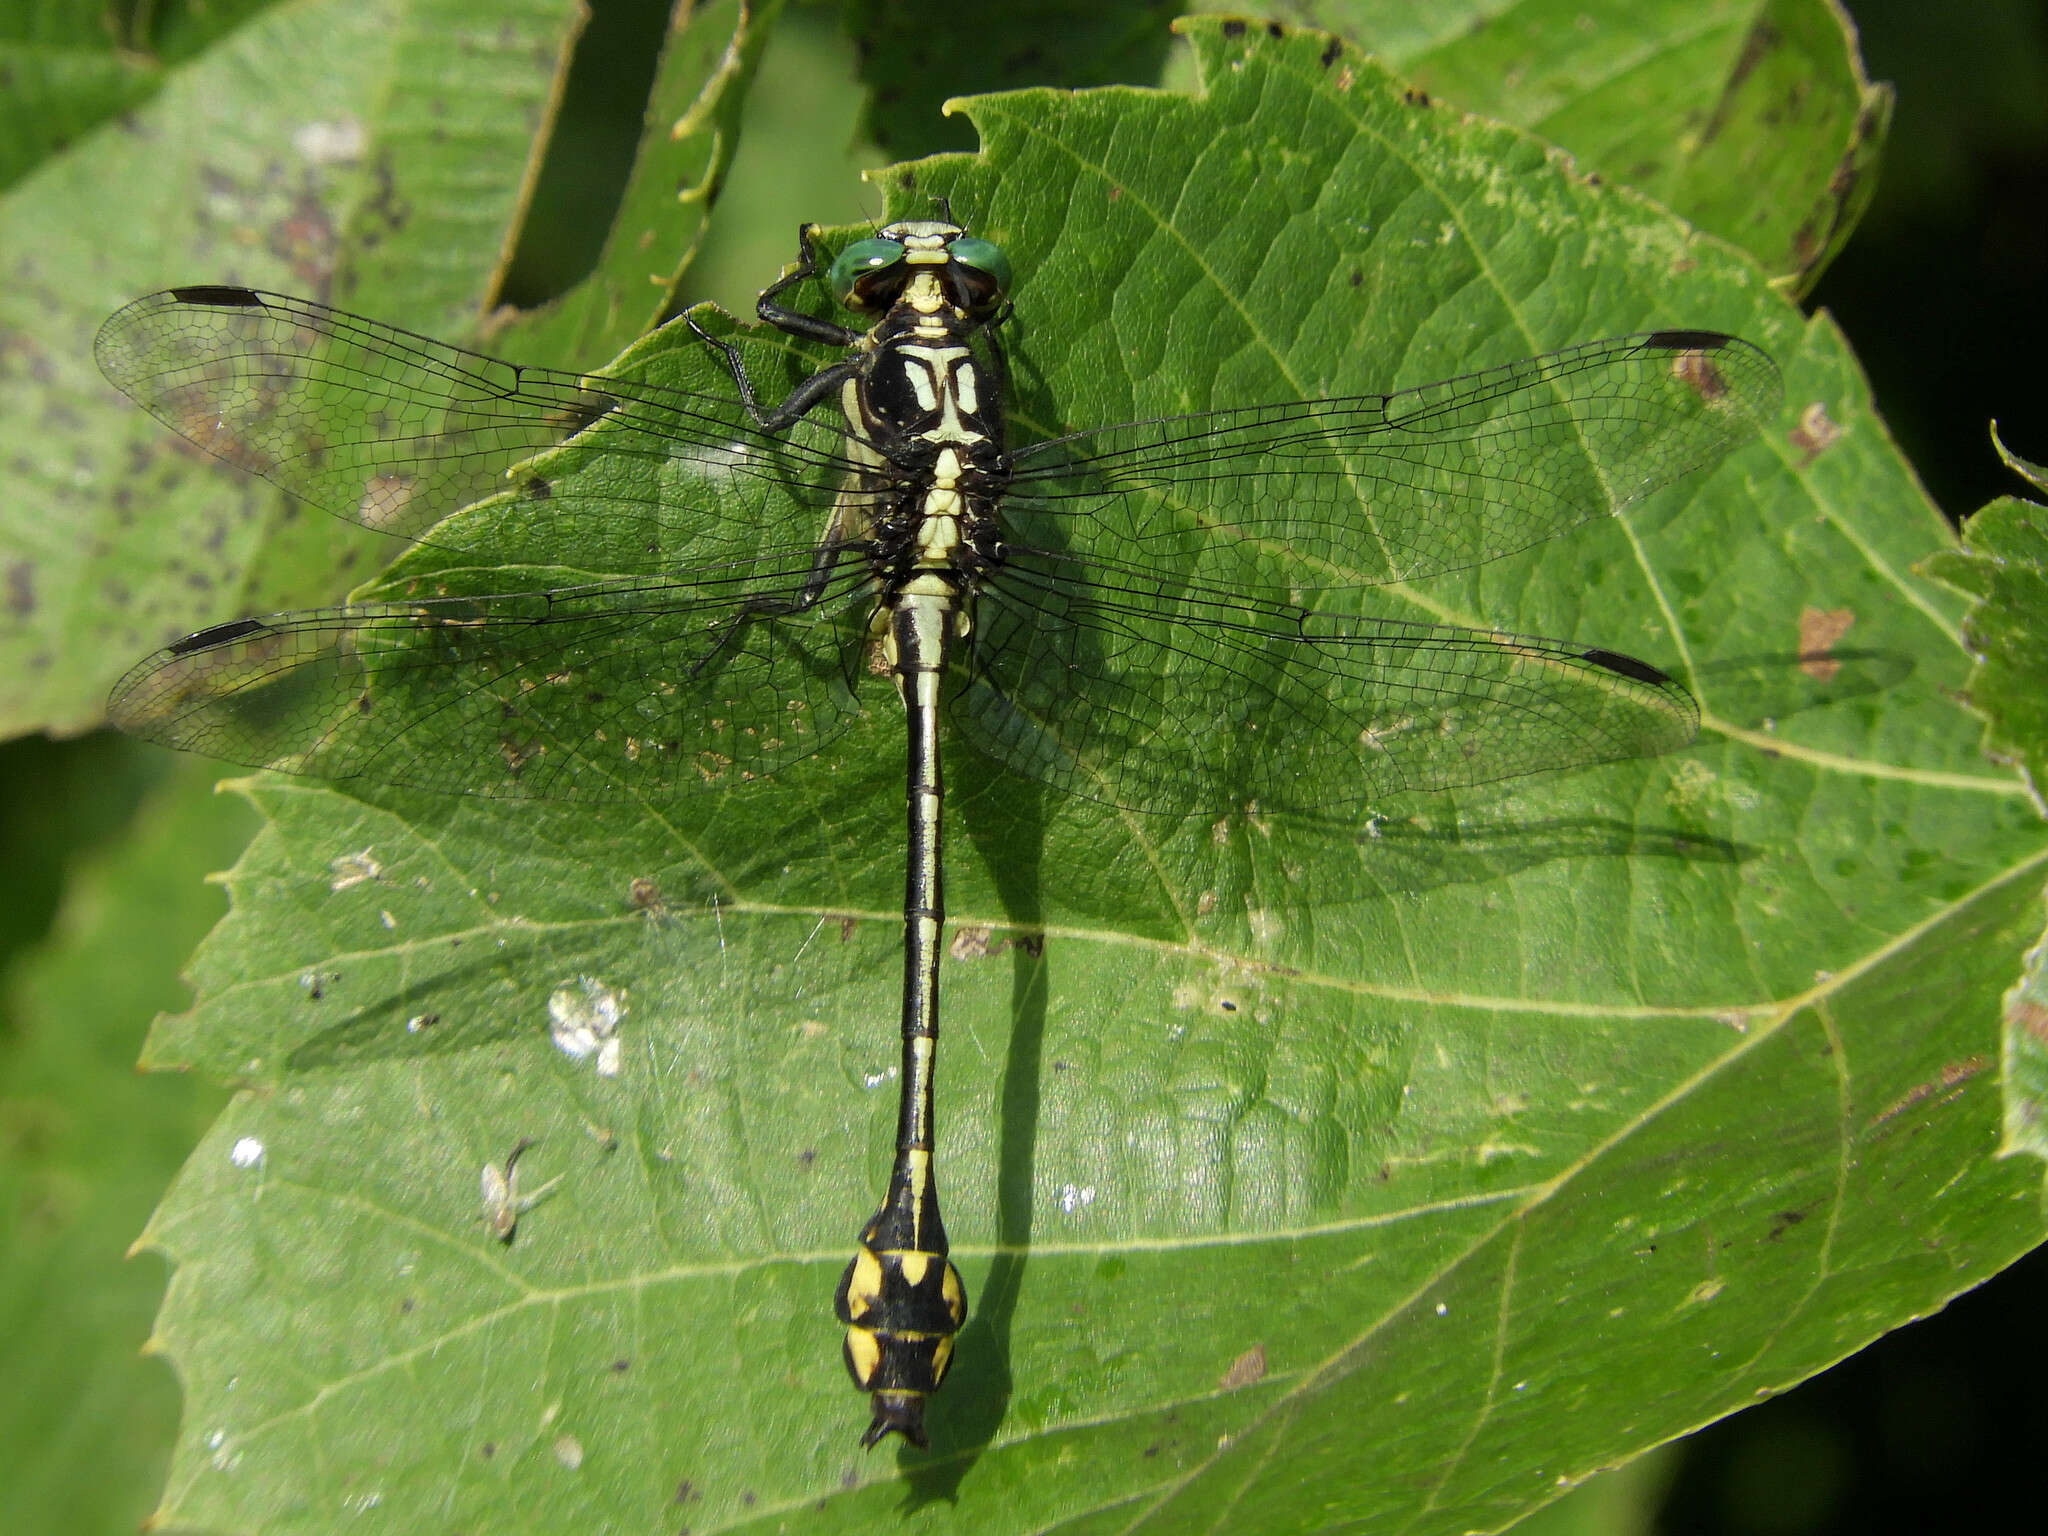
[205, 1427, 241, 1471]
[293, 117, 365, 165]
[549, 978, 624, 1074]
[327, 848, 381, 891]
[553, 1434, 584, 1470]
[229, 1137, 264, 1169]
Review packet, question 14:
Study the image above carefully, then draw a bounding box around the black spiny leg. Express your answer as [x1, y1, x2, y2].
[685, 225, 865, 431]
[757, 224, 864, 346]
[685, 311, 859, 433]
[683, 528, 868, 683]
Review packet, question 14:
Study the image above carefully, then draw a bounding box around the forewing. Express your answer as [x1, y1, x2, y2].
[954, 549, 1698, 815]
[94, 288, 863, 562]
[1005, 332, 1780, 588]
[107, 549, 878, 799]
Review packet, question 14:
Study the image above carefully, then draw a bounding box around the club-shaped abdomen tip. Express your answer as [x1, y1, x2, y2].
[835, 1239, 967, 1448]
[860, 1390, 930, 1451]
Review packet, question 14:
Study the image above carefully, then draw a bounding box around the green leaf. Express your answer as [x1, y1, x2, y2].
[489, 0, 790, 367]
[1921, 453, 2048, 1168]
[1261, 0, 1891, 293]
[1921, 470, 2048, 815]
[110, 16, 2048, 1533]
[0, 5, 767, 1528]
[0, 0, 580, 738]
[1991, 418, 2048, 496]
[1502, 1446, 1678, 1536]
[0, 751, 249, 1536]
[0, 6, 154, 192]
[675, 6, 890, 316]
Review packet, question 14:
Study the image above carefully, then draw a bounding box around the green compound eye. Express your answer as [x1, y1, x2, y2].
[947, 236, 1011, 299]
[828, 239, 906, 306]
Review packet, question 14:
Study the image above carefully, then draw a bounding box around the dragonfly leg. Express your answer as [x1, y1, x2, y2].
[756, 224, 865, 348]
[684, 312, 861, 433]
[682, 527, 866, 683]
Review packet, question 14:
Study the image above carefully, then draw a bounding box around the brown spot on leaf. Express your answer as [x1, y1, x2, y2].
[1218, 1343, 1267, 1391]
[2010, 998, 2048, 1047]
[1788, 401, 1843, 465]
[1724, 19, 1781, 100]
[1872, 1055, 1991, 1129]
[1797, 607, 1855, 680]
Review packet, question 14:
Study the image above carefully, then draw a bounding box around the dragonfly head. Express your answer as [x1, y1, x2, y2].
[829, 220, 1011, 321]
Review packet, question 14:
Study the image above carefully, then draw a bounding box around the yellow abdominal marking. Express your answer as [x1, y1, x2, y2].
[845, 1328, 882, 1384]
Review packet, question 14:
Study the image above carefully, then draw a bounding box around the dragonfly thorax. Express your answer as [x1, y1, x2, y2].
[854, 331, 1004, 456]
[840, 249, 1012, 614]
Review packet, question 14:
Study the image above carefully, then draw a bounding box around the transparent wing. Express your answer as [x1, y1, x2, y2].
[1004, 332, 1781, 588]
[108, 546, 879, 799]
[94, 287, 868, 563]
[954, 547, 1697, 814]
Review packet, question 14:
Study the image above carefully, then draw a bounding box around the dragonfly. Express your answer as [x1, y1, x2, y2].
[96, 211, 1779, 1448]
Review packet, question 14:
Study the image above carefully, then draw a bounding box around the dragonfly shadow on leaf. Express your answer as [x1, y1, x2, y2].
[927, 746, 1047, 1469]
[1690, 647, 1917, 732]
[1157, 799, 1747, 928]
[1316, 812, 1751, 902]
